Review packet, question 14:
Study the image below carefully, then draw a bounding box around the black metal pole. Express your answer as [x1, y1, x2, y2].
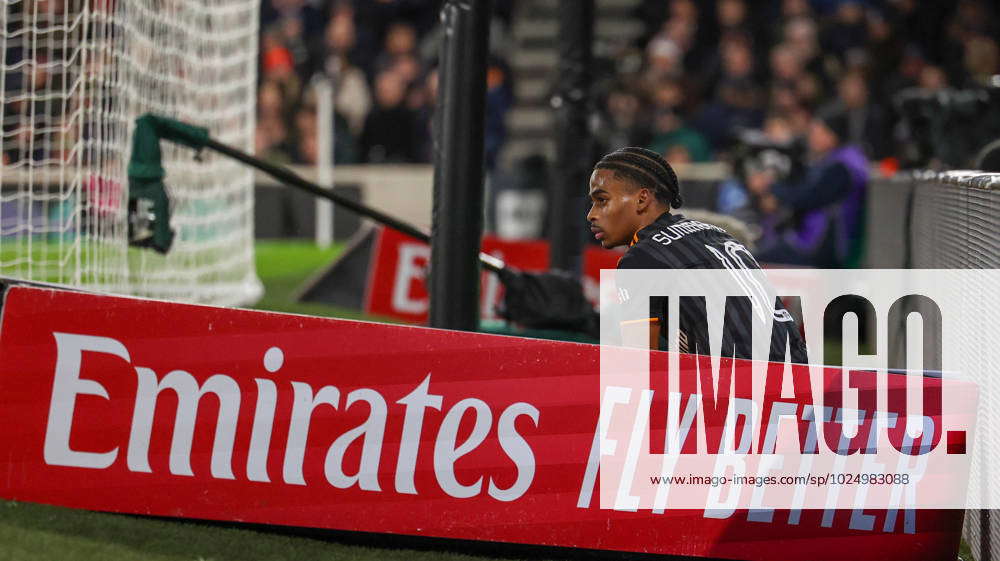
[429, 0, 492, 331]
[203, 138, 427, 243]
[202, 136, 504, 273]
[549, 0, 594, 275]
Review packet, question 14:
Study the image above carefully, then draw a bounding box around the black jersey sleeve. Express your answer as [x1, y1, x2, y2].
[617, 244, 681, 269]
[617, 246, 658, 269]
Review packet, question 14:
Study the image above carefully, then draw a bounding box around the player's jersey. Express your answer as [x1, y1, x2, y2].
[618, 212, 746, 270]
[616, 212, 807, 363]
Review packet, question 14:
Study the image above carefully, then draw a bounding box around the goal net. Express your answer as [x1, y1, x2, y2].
[0, 0, 261, 306]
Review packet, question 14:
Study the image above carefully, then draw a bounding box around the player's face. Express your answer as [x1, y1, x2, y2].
[587, 169, 642, 249]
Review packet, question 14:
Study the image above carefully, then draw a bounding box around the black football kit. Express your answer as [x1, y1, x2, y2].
[616, 212, 808, 363]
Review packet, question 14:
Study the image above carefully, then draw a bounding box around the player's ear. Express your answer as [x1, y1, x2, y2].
[636, 188, 651, 212]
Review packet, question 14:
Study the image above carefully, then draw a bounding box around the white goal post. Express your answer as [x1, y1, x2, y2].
[0, 0, 261, 306]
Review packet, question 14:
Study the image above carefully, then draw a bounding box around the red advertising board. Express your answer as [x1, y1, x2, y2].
[0, 286, 963, 560]
[365, 227, 620, 323]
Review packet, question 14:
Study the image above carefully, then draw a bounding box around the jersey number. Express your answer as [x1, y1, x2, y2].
[705, 241, 793, 323]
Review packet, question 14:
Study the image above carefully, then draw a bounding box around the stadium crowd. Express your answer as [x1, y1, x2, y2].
[592, 0, 998, 163]
[255, 0, 514, 168]
[256, 0, 999, 264]
[256, 0, 998, 168]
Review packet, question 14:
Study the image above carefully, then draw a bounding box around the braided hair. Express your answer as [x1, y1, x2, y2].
[593, 147, 684, 209]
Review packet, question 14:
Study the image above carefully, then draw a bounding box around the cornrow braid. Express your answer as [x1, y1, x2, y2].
[593, 147, 684, 208]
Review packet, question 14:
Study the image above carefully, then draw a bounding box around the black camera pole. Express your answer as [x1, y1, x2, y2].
[133, 114, 599, 335]
[429, 0, 493, 332]
[201, 135, 506, 274]
[549, 0, 594, 276]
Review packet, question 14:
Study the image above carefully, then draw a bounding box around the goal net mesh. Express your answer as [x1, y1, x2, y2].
[0, 0, 261, 306]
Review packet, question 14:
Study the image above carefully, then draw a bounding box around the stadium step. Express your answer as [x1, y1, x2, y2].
[500, 0, 645, 171]
[510, 49, 559, 70]
[501, 138, 556, 167]
[514, 78, 551, 106]
[512, 19, 645, 43]
[506, 106, 554, 132]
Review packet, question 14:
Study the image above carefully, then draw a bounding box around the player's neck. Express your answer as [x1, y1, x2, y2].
[637, 208, 670, 230]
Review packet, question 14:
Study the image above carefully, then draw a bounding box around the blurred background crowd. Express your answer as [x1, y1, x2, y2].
[256, 0, 1000, 265]
[257, 0, 998, 165]
[256, 0, 514, 168]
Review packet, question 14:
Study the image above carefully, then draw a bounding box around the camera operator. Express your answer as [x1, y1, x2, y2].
[717, 115, 802, 225]
[748, 106, 869, 268]
[894, 82, 1000, 169]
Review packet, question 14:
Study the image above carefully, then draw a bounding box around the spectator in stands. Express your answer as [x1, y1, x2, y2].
[320, 1, 380, 80]
[768, 84, 812, 137]
[636, 0, 700, 50]
[770, 43, 803, 91]
[484, 59, 513, 170]
[716, 0, 750, 38]
[644, 36, 684, 82]
[882, 45, 927, 96]
[277, 15, 312, 79]
[751, 107, 869, 268]
[646, 78, 711, 162]
[262, 28, 294, 79]
[255, 80, 295, 163]
[353, 0, 441, 44]
[648, 76, 684, 115]
[835, 71, 890, 159]
[949, 0, 998, 38]
[822, 1, 869, 62]
[250, 0, 998, 196]
[261, 28, 301, 103]
[410, 68, 438, 163]
[767, 42, 824, 108]
[693, 34, 764, 149]
[261, 0, 326, 44]
[384, 21, 418, 56]
[780, 0, 812, 21]
[766, 0, 811, 53]
[794, 71, 824, 108]
[373, 21, 420, 80]
[288, 84, 359, 166]
[360, 69, 416, 163]
[316, 11, 372, 138]
[650, 109, 711, 163]
[593, 86, 651, 153]
[258, 80, 290, 122]
[783, 17, 829, 90]
[5, 54, 58, 163]
[963, 34, 1000, 86]
[255, 115, 293, 165]
[864, 8, 904, 100]
[663, 16, 699, 71]
[785, 103, 814, 139]
[292, 104, 318, 165]
[918, 64, 949, 91]
[407, 56, 510, 170]
[944, 1, 999, 82]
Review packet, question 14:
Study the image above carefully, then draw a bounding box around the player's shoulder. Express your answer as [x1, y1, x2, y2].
[617, 244, 667, 269]
[620, 212, 739, 269]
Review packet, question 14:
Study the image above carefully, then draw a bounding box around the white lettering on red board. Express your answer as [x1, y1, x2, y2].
[43, 332, 539, 502]
[42, 331, 916, 533]
[391, 243, 430, 314]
